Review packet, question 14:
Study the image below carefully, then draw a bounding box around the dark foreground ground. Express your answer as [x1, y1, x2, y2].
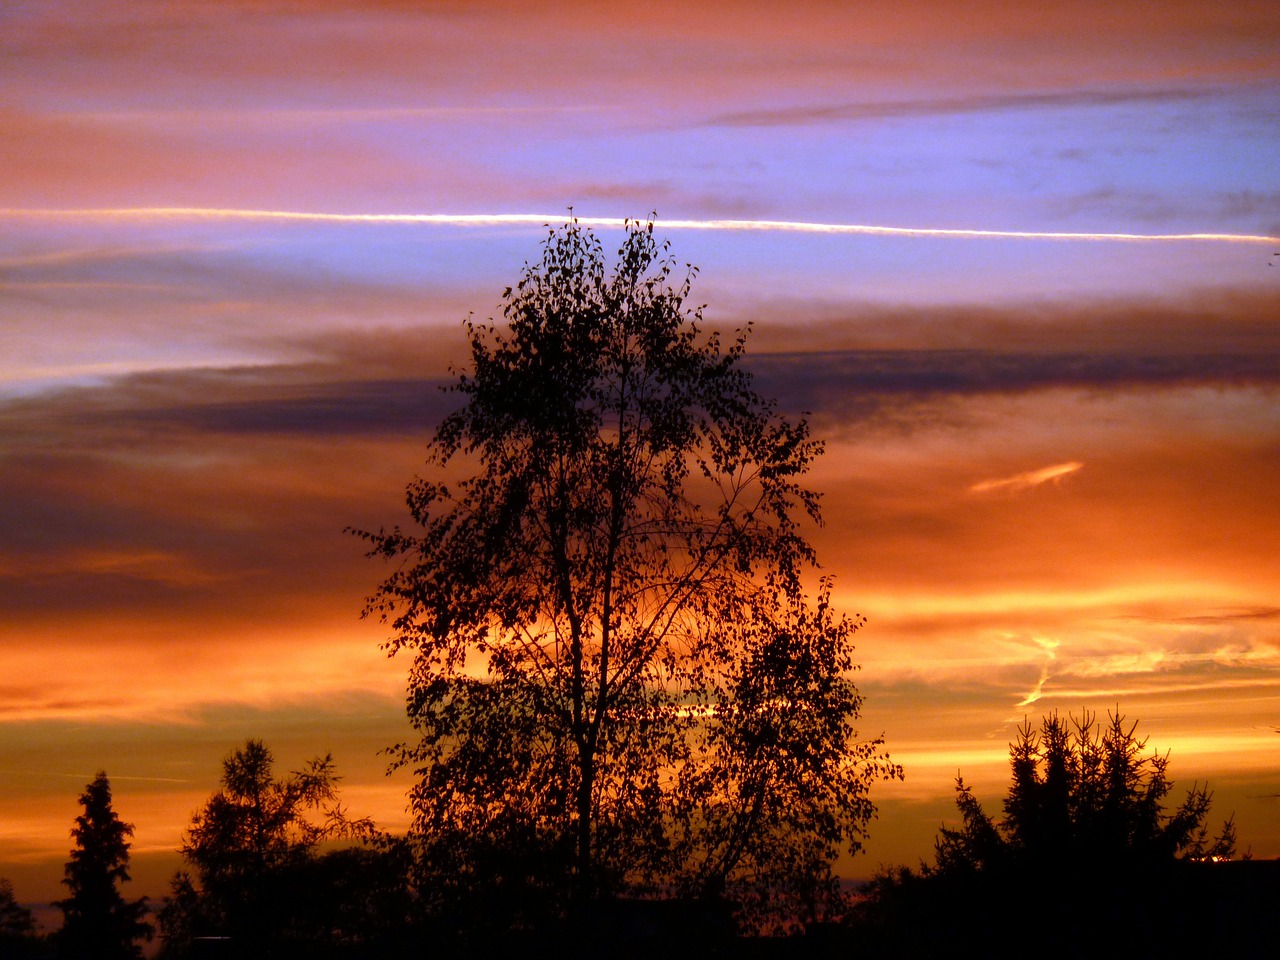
[8, 860, 1278, 960]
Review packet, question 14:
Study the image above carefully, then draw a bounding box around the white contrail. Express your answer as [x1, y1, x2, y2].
[2, 207, 1278, 244]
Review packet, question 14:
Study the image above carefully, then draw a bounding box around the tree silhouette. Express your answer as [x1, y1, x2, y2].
[1, 878, 36, 940]
[355, 218, 898, 933]
[55, 772, 150, 960]
[673, 581, 891, 929]
[0, 877, 47, 959]
[850, 710, 1238, 958]
[933, 710, 1235, 873]
[157, 739, 378, 958]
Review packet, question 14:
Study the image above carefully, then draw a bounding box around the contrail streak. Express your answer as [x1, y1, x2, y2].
[2, 207, 1278, 244]
[970, 461, 1084, 494]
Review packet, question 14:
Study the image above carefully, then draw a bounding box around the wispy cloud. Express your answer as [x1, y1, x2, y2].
[52, 105, 604, 125]
[970, 461, 1084, 494]
[707, 86, 1213, 128]
[1120, 607, 1280, 625]
[1015, 637, 1060, 707]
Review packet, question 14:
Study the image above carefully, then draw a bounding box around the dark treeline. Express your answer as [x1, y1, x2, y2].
[846, 711, 1279, 959]
[5, 712, 1277, 959]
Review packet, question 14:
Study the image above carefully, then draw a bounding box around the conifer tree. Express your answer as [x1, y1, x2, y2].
[0, 877, 36, 941]
[56, 772, 151, 960]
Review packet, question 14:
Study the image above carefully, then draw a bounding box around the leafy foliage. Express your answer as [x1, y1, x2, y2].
[355, 218, 898, 932]
[158, 739, 381, 958]
[55, 773, 151, 960]
[674, 581, 888, 929]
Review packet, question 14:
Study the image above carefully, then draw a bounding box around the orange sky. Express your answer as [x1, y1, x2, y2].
[2, 0, 1278, 903]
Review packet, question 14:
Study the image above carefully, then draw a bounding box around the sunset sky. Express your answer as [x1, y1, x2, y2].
[3, 1, 1279, 902]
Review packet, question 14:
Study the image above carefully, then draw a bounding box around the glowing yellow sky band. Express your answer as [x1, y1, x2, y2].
[2, 207, 1278, 244]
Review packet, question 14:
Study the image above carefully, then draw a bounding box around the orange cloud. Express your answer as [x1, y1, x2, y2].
[969, 461, 1084, 494]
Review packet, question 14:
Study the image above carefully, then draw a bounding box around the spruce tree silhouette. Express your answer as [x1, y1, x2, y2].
[850, 711, 1238, 959]
[932, 710, 1234, 874]
[55, 772, 150, 960]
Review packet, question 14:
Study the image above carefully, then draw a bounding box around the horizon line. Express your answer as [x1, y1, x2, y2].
[2, 207, 1279, 245]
